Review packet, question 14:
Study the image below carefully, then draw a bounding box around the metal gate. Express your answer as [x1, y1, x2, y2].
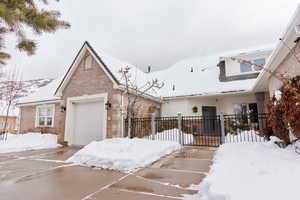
[125, 113, 268, 147]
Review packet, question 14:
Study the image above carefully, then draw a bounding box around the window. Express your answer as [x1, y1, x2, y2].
[84, 55, 93, 70]
[240, 58, 266, 73]
[240, 62, 252, 73]
[0, 122, 5, 129]
[234, 103, 258, 123]
[36, 105, 54, 127]
[253, 58, 265, 71]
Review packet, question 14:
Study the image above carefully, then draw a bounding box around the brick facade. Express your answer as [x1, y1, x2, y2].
[19, 51, 161, 144]
[19, 103, 65, 143]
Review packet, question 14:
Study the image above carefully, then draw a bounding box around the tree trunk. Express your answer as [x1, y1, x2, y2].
[3, 101, 11, 141]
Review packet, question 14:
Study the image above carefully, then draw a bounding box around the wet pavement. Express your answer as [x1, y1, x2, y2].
[0, 146, 216, 200]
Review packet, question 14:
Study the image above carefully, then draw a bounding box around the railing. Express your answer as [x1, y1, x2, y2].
[125, 113, 269, 146]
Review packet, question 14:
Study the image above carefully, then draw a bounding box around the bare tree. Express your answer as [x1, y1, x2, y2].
[119, 66, 164, 138]
[0, 69, 23, 141]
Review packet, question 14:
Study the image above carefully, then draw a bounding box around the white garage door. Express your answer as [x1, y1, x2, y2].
[73, 101, 104, 146]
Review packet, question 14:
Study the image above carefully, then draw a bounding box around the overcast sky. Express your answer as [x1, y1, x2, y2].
[4, 0, 300, 80]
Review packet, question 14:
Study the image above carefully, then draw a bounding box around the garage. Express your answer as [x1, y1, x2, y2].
[72, 100, 105, 146]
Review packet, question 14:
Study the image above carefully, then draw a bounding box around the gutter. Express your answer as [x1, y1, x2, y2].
[162, 90, 252, 100]
[16, 99, 62, 107]
[116, 84, 163, 103]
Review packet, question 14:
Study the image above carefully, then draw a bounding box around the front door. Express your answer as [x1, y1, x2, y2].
[73, 101, 104, 146]
[202, 106, 217, 134]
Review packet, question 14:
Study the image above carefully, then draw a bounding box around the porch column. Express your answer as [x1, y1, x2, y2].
[255, 92, 267, 114]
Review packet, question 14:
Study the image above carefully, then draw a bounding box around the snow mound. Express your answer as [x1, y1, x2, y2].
[225, 131, 266, 143]
[146, 128, 194, 144]
[67, 138, 181, 172]
[193, 142, 300, 200]
[0, 133, 61, 153]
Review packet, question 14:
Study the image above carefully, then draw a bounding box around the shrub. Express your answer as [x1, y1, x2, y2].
[267, 76, 300, 144]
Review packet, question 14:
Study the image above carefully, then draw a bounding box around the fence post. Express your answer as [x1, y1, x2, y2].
[151, 113, 156, 140]
[220, 113, 225, 144]
[177, 113, 183, 145]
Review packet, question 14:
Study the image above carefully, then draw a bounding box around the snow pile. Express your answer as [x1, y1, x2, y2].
[189, 139, 300, 200]
[225, 131, 266, 143]
[67, 138, 181, 172]
[146, 129, 194, 144]
[274, 90, 282, 101]
[0, 133, 61, 153]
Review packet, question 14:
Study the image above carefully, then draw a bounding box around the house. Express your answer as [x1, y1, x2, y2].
[17, 41, 272, 145]
[17, 42, 161, 145]
[253, 5, 300, 96]
[154, 48, 272, 117]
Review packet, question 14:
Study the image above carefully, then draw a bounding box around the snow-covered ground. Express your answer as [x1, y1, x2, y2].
[0, 133, 61, 153]
[145, 128, 194, 144]
[67, 138, 181, 172]
[186, 137, 300, 200]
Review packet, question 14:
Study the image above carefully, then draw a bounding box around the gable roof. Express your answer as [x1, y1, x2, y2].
[55, 41, 150, 97]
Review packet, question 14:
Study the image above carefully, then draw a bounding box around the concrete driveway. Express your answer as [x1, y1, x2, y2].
[0, 146, 215, 200]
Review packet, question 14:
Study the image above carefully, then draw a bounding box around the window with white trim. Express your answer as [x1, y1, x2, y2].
[36, 105, 55, 127]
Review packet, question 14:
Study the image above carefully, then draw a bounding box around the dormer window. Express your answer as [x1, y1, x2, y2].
[84, 55, 93, 70]
[240, 58, 265, 73]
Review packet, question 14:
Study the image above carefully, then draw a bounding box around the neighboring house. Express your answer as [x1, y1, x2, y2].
[17, 41, 272, 145]
[254, 5, 300, 96]
[0, 79, 53, 134]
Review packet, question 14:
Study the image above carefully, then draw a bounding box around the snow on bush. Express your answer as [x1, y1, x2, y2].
[145, 128, 193, 144]
[67, 138, 181, 172]
[0, 133, 60, 153]
[225, 130, 266, 143]
[186, 138, 300, 200]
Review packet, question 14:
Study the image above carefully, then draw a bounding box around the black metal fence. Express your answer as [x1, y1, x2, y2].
[125, 113, 269, 147]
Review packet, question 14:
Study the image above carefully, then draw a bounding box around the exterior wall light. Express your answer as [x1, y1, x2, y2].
[60, 101, 66, 113]
[192, 106, 198, 113]
[105, 101, 112, 110]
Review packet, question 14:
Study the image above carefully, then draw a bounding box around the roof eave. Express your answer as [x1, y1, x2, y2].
[162, 90, 252, 100]
[253, 4, 300, 92]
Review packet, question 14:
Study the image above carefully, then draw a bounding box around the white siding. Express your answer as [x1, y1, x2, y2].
[161, 93, 257, 116]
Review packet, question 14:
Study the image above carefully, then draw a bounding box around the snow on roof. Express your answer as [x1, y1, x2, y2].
[150, 56, 255, 98]
[17, 78, 62, 105]
[150, 45, 274, 98]
[18, 43, 274, 105]
[87, 41, 151, 90]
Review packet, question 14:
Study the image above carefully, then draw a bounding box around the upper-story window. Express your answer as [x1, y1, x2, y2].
[84, 55, 93, 70]
[240, 58, 266, 73]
